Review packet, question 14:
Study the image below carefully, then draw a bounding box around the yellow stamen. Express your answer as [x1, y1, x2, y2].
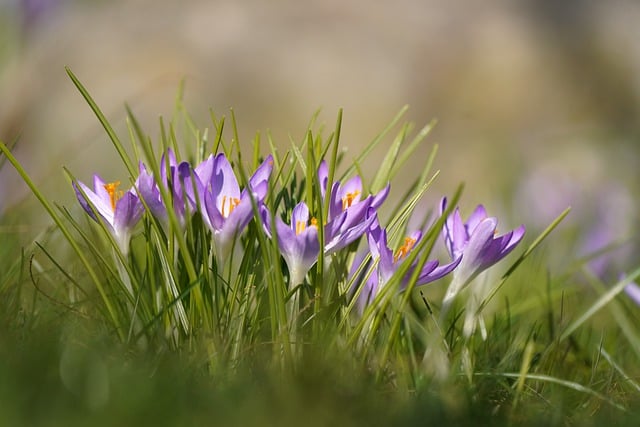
[295, 217, 317, 235]
[394, 236, 417, 263]
[342, 190, 361, 211]
[103, 181, 122, 211]
[221, 195, 241, 218]
[296, 220, 306, 236]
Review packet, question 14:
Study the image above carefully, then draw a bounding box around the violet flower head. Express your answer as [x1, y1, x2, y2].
[353, 213, 461, 313]
[74, 175, 143, 255]
[136, 149, 195, 231]
[261, 202, 320, 286]
[195, 153, 273, 261]
[440, 197, 525, 310]
[318, 161, 389, 222]
[317, 161, 388, 254]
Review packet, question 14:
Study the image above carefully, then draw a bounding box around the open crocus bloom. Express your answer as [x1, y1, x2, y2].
[136, 149, 195, 231]
[261, 202, 320, 286]
[318, 161, 389, 222]
[74, 174, 143, 255]
[194, 153, 273, 261]
[440, 197, 525, 311]
[317, 161, 388, 254]
[353, 214, 461, 313]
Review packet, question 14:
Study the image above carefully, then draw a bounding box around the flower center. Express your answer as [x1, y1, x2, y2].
[394, 236, 417, 263]
[295, 217, 317, 235]
[342, 190, 361, 211]
[103, 181, 122, 211]
[220, 195, 241, 218]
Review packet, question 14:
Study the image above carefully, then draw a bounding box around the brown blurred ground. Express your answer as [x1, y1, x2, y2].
[1, 0, 639, 243]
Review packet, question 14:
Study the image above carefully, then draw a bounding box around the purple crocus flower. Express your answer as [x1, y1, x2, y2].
[318, 161, 389, 221]
[74, 175, 143, 255]
[260, 164, 386, 286]
[136, 149, 195, 231]
[317, 161, 388, 254]
[194, 153, 273, 261]
[353, 214, 461, 313]
[440, 197, 525, 311]
[261, 202, 320, 286]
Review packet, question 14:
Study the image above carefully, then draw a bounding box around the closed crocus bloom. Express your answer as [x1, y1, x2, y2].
[440, 197, 525, 312]
[195, 153, 273, 261]
[261, 202, 320, 286]
[74, 174, 143, 255]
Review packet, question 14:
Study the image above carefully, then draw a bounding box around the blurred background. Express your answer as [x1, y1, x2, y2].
[1, 0, 639, 275]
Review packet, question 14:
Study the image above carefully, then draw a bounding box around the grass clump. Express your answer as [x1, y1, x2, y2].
[0, 68, 638, 425]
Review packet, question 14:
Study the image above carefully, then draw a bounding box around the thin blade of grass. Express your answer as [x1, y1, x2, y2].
[560, 265, 640, 341]
[65, 67, 136, 177]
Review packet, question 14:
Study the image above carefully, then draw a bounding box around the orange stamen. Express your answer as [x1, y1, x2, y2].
[394, 236, 417, 263]
[221, 195, 241, 218]
[342, 190, 361, 211]
[103, 181, 122, 211]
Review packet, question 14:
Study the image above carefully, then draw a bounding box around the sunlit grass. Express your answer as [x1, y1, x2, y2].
[0, 68, 639, 426]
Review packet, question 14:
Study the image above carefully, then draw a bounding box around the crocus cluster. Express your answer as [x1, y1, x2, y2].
[260, 160, 388, 286]
[75, 149, 273, 260]
[74, 150, 525, 317]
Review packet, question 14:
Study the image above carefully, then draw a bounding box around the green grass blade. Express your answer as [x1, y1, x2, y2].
[560, 266, 640, 341]
[65, 67, 136, 177]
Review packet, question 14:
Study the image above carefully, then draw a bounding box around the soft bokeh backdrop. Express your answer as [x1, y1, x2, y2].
[1, 0, 639, 272]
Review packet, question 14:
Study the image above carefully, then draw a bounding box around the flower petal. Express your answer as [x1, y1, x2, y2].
[466, 204, 488, 233]
[249, 155, 273, 191]
[317, 160, 329, 198]
[453, 217, 497, 287]
[371, 183, 390, 210]
[416, 255, 462, 287]
[75, 178, 114, 225]
[213, 154, 241, 208]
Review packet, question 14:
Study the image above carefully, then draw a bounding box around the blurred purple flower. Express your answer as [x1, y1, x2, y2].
[624, 281, 640, 307]
[516, 157, 634, 279]
[352, 213, 460, 313]
[194, 153, 273, 260]
[440, 197, 525, 310]
[74, 175, 143, 255]
[20, 0, 60, 33]
[136, 149, 195, 231]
